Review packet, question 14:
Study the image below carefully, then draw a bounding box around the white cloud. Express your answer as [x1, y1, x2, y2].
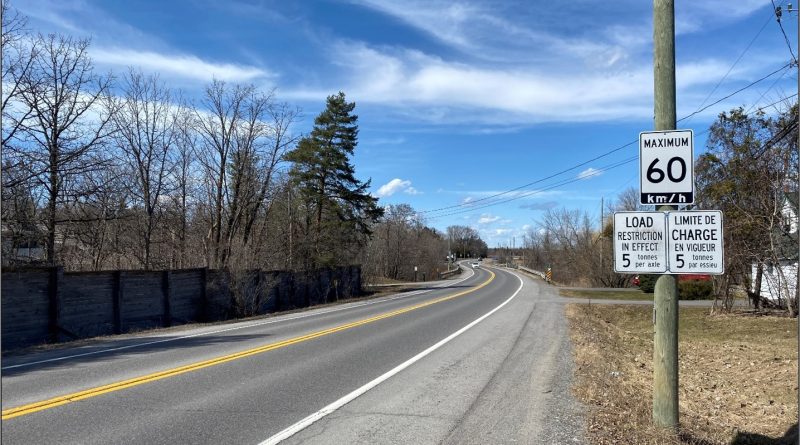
[283, 40, 761, 124]
[494, 228, 512, 236]
[520, 200, 559, 211]
[677, 1, 767, 34]
[376, 178, 420, 197]
[349, 0, 643, 67]
[351, 0, 488, 51]
[368, 136, 407, 145]
[477, 213, 500, 224]
[577, 167, 603, 180]
[283, 0, 781, 126]
[92, 48, 270, 83]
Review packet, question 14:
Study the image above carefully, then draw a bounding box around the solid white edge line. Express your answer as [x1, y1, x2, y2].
[3, 267, 476, 371]
[258, 267, 524, 445]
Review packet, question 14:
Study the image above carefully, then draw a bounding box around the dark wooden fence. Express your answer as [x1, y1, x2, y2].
[1, 265, 361, 350]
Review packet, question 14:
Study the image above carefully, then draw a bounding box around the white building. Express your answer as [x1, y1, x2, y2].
[751, 193, 798, 305]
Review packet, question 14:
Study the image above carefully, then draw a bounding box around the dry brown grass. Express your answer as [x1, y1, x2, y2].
[560, 288, 654, 301]
[566, 304, 798, 444]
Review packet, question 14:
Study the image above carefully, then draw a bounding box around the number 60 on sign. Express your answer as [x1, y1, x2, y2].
[640, 129, 694, 205]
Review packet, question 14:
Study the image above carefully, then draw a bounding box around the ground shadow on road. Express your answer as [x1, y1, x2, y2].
[1, 332, 274, 376]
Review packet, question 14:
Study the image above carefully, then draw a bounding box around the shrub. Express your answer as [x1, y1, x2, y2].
[678, 280, 714, 300]
[678, 279, 714, 300]
[638, 274, 658, 293]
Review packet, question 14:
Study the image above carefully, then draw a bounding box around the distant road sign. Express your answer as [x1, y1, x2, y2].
[666, 210, 724, 274]
[640, 129, 694, 205]
[614, 211, 667, 273]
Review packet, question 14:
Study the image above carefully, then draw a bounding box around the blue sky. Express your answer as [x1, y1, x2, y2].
[16, 0, 799, 246]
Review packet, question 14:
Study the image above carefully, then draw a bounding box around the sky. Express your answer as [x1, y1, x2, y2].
[14, 0, 800, 247]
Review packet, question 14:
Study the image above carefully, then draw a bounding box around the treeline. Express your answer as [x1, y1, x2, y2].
[362, 207, 487, 283]
[522, 105, 799, 314]
[0, 4, 486, 282]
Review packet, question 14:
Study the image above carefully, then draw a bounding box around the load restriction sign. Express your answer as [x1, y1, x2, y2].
[666, 210, 724, 274]
[614, 210, 725, 274]
[613, 211, 667, 273]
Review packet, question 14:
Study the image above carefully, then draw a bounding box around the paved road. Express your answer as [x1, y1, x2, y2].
[1, 266, 584, 444]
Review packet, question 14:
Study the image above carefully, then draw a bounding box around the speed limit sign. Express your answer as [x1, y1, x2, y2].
[639, 129, 694, 205]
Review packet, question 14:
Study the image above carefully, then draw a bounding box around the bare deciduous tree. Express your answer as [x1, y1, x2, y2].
[110, 70, 176, 269]
[1, 0, 37, 156]
[195, 80, 279, 269]
[13, 33, 115, 264]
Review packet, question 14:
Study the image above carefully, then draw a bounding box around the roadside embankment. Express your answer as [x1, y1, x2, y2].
[566, 303, 797, 444]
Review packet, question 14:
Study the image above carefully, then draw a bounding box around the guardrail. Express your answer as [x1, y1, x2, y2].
[518, 266, 547, 281]
[439, 266, 462, 279]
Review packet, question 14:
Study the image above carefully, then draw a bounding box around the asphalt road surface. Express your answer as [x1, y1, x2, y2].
[1, 265, 585, 444]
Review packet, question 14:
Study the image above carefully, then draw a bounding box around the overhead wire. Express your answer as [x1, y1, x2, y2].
[425, 155, 639, 220]
[692, 4, 779, 115]
[772, 0, 798, 64]
[419, 5, 797, 221]
[677, 61, 793, 123]
[746, 65, 793, 114]
[421, 65, 793, 219]
[417, 138, 636, 214]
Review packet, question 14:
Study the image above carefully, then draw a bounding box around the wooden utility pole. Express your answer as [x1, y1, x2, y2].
[788, 3, 800, 435]
[653, 0, 679, 429]
[785, 2, 800, 436]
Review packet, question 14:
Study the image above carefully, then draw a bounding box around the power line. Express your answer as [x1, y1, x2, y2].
[418, 138, 635, 214]
[426, 105, 797, 220]
[419, 64, 793, 217]
[754, 92, 798, 113]
[693, 5, 779, 114]
[678, 61, 793, 123]
[415, 8, 796, 220]
[425, 155, 638, 220]
[773, 0, 798, 63]
[746, 65, 793, 114]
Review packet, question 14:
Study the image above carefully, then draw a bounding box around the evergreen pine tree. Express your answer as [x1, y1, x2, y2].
[286, 91, 383, 268]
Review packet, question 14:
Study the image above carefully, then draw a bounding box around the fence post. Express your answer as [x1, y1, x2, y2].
[48, 267, 63, 343]
[255, 269, 264, 314]
[162, 270, 172, 327]
[355, 265, 362, 296]
[112, 270, 124, 334]
[200, 268, 208, 322]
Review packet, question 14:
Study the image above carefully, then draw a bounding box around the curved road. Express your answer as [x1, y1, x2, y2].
[1, 266, 584, 444]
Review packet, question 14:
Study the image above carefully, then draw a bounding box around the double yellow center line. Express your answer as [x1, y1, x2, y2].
[2, 270, 495, 420]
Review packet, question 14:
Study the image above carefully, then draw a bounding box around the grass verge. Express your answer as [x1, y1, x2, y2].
[560, 288, 654, 301]
[566, 304, 798, 444]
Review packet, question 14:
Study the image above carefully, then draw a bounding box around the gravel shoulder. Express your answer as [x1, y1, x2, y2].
[284, 268, 586, 444]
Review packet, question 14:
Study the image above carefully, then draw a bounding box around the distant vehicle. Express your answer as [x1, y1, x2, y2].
[471, 262, 480, 268]
[632, 275, 640, 286]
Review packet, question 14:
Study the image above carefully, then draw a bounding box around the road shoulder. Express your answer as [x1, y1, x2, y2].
[283, 269, 586, 444]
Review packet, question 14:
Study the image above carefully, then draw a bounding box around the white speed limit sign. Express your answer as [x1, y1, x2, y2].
[639, 129, 694, 206]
